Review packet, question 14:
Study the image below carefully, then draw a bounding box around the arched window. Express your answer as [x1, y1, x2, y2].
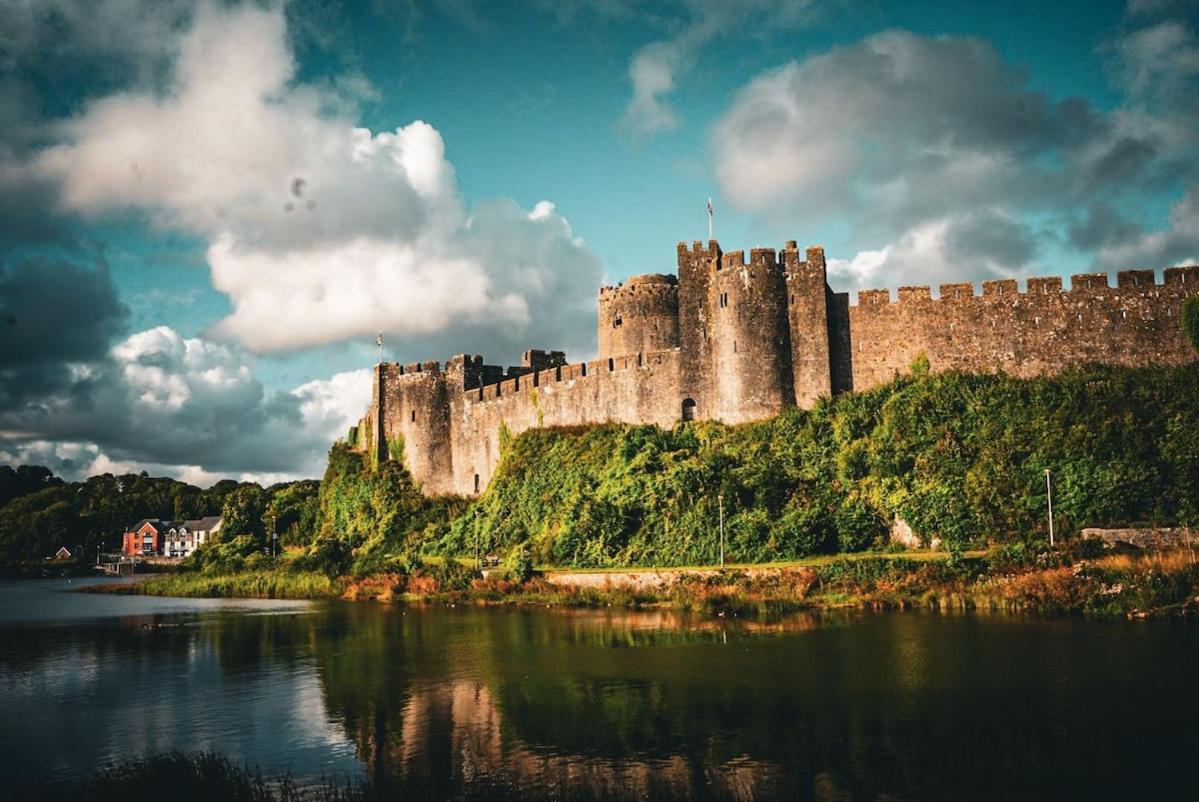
[613, 314, 623, 328]
[682, 398, 697, 422]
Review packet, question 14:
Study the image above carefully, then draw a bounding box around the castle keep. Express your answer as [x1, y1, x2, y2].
[355, 239, 1198, 496]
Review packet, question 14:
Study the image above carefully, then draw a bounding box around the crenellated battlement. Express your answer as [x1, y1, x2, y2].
[851, 267, 1199, 308]
[359, 236, 1199, 498]
[598, 274, 678, 298]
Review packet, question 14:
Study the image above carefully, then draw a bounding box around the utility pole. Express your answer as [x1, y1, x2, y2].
[1045, 468, 1055, 548]
[474, 508, 482, 570]
[718, 495, 725, 568]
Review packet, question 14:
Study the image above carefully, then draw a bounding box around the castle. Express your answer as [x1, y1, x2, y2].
[354, 239, 1198, 497]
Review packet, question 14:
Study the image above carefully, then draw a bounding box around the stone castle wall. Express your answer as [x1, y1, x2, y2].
[847, 267, 1199, 390]
[356, 238, 1199, 497]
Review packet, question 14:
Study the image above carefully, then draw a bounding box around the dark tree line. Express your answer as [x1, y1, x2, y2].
[0, 466, 319, 564]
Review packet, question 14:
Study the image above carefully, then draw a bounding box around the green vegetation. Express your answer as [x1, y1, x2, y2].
[1183, 295, 1199, 352]
[312, 440, 463, 575]
[108, 569, 344, 599]
[426, 363, 1198, 568]
[456, 546, 1199, 618]
[0, 464, 320, 567]
[106, 542, 1199, 618]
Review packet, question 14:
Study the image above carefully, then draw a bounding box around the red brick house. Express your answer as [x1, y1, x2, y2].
[121, 517, 223, 557]
[121, 519, 167, 556]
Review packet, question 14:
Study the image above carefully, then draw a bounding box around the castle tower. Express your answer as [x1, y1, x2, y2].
[709, 247, 795, 422]
[374, 361, 455, 495]
[784, 243, 835, 405]
[597, 274, 680, 359]
[677, 240, 721, 420]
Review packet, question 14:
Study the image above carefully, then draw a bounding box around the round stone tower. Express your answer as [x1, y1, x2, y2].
[597, 273, 680, 359]
[710, 248, 794, 422]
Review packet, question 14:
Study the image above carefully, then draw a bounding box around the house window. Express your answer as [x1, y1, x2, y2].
[682, 398, 697, 422]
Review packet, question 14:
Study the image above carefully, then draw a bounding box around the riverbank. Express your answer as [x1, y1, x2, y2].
[87, 546, 1199, 618]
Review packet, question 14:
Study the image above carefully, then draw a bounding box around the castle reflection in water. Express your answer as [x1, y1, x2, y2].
[4, 591, 1196, 800]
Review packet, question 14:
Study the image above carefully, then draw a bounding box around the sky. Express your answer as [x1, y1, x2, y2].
[1, 0, 1197, 485]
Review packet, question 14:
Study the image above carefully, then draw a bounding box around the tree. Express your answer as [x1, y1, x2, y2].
[220, 485, 267, 541]
[1183, 296, 1199, 352]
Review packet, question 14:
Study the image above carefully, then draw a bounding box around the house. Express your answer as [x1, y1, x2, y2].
[122, 519, 167, 556]
[121, 516, 222, 558]
[162, 516, 223, 558]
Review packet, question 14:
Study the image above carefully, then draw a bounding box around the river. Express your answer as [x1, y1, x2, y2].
[1, 576, 1196, 799]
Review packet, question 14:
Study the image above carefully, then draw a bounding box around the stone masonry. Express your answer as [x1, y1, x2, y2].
[355, 239, 1199, 497]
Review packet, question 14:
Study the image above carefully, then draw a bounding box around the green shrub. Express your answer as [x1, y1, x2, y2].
[835, 495, 887, 552]
[1182, 296, 1199, 351]
[503, 546, 534, 583]
[426, 558, 480, 592]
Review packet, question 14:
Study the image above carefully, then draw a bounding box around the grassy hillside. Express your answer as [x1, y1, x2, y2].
[423, 362, 1199, 567]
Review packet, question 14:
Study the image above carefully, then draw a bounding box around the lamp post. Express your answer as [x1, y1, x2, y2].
[1045, 468, 1055, 548]
[718, 495, 725, 568]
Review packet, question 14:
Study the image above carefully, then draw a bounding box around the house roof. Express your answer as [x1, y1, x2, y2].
[181, 516, 222, 531]
[129, 518, 170, 533]
[128, 516, 222, 535]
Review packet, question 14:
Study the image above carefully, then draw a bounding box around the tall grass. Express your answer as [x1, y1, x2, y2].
[122, 570, 344, 599]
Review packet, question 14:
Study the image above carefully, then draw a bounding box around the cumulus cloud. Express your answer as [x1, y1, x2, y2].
[618, 0, 821, 139]
[713, 19, 1199, 290]
[0, 323, 371, 482]
[1094, 187, 1199, 270]
[38, 1, 603, 357]
[827, 212, 1039, 293]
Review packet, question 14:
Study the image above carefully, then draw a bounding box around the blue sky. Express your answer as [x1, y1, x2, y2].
[1, 0, 1196, 483]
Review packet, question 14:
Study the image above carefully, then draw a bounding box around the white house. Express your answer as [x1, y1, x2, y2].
[163, 516, 223, 558]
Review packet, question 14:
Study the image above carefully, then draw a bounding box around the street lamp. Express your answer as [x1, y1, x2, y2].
[718, 495, 725, 568]
[1045, 468, 1055, 548]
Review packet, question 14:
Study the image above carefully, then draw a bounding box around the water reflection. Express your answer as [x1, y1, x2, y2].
[2, 581, 1199, 800]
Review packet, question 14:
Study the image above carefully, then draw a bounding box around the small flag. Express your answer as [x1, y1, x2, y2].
[376, 332, 383, 347]
[707, 198, 713, 215]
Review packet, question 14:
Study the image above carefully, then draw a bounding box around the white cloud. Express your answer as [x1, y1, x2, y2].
[1, 325, 373, 482]
[827, 212, 1036, 293]
[621, 43, 682, 137]
[713, 19, 1199, 289]
[1095, 187, 1199, 270]
[38, 1, 603, 357]
[617, 0, 821, 139]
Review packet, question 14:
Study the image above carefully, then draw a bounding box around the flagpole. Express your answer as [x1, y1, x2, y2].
[707, 197, 713, 241]
[376, 332, 383, 366]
